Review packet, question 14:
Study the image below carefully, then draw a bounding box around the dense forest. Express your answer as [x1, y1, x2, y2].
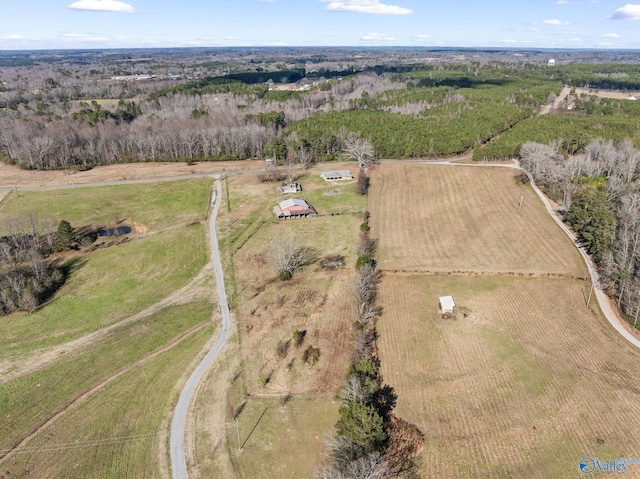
[1, 48, 639, 170]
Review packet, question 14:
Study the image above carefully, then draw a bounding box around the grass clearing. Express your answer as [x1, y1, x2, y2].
[230, 397, 338, 479]
[377, 274, 640, 478]
[1, 317, 214, 479]
[0, 224, 208, 359]
[191, 171, 363, 478]
[368, 164, 586, 276]
[0, 178, 212, 359]
[0, 178, 217, 476]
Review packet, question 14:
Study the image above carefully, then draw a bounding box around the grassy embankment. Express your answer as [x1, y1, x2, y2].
[0, 178, 216, 478]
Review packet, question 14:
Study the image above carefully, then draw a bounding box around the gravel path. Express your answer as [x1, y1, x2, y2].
[170, 176, 232, 479]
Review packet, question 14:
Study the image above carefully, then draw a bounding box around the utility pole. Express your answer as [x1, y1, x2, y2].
[235, 417, 241, 452]
[586, 282, 594, 308]
[518, 195, 524, 212]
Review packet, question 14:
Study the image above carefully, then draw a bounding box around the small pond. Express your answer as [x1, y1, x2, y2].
[99, 226, 132, 237]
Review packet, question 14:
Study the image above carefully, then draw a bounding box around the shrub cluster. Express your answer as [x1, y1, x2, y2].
[0, 217, 68, 314]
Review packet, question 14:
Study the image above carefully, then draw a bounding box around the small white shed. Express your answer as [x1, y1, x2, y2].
[438, 295, 455, 315]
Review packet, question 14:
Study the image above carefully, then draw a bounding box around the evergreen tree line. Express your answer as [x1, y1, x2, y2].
[474, 104, 640, 161]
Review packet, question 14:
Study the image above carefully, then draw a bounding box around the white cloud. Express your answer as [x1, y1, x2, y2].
[414, 34, 430, 38]
[1, 34, 30, 41]
[557, 0, 569, 3]
[611, 4, 640, 20]
[324, 0, 413, 15]
[63, 33, 112, 42]
[603, 32, 621, 37]
[543, 19, 571, 25]
[68, 0, 135, 13]
[361, 33, 395, 41]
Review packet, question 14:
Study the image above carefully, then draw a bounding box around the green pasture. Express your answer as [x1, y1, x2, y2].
[2, 313, 213, 479]
[0, 178, 212, 231]
[0, 225, 209, 358]
[0, 179, 212, 357]
[0, 302, 213, 456]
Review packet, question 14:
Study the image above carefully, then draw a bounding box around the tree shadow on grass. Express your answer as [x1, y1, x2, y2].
[58, 255, 88, 278]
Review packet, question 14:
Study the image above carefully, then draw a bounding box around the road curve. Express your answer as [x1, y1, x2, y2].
[170, 176, 232, 479]
[520, 167, 640, 349]
[418, 158, 640, 350]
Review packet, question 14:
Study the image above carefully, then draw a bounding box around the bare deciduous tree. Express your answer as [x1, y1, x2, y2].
[355, 263, 379, 307]
[354, 302, 380, 327]
[342, 134, 376, 171]
[269, 237, 318, 280]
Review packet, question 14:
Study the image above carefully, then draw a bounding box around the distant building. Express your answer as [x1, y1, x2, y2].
[321, 170, 354, 181]
[273, 198, 316, 219]
[438, 296, 455, 315]
[276, 182, 302, 194]
[547, 59, 556, 67]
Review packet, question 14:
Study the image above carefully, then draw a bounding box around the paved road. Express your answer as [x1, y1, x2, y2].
[170, 176, 232, 479]
[540, 85, 571, 115]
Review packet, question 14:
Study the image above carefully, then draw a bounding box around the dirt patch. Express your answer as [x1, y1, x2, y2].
[574, 87, 640, 100]
[0, 159, 266, 189]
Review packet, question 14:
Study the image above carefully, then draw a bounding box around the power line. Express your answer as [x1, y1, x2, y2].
[0, 433, 158, 455]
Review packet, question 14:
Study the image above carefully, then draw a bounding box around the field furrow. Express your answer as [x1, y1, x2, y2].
[369, 164, 586, 276]
[377, 275, 640, 477]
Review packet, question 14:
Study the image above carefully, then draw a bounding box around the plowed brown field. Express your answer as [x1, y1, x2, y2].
[379, 274, 640, 478]
[372, 164, 640, 478]
[369, 164, 586, 276]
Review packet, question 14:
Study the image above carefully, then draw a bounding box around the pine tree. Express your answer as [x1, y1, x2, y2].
[54, 220, 75, 252]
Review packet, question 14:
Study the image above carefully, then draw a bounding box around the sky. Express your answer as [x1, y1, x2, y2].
[1, 0, 640, 50]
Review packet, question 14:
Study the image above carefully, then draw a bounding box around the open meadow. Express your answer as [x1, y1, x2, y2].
[368, 164, 586, 277]
[0, 179, 217, 478]
[190, 167, 364, 478]
[370, 163, 640, 477]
